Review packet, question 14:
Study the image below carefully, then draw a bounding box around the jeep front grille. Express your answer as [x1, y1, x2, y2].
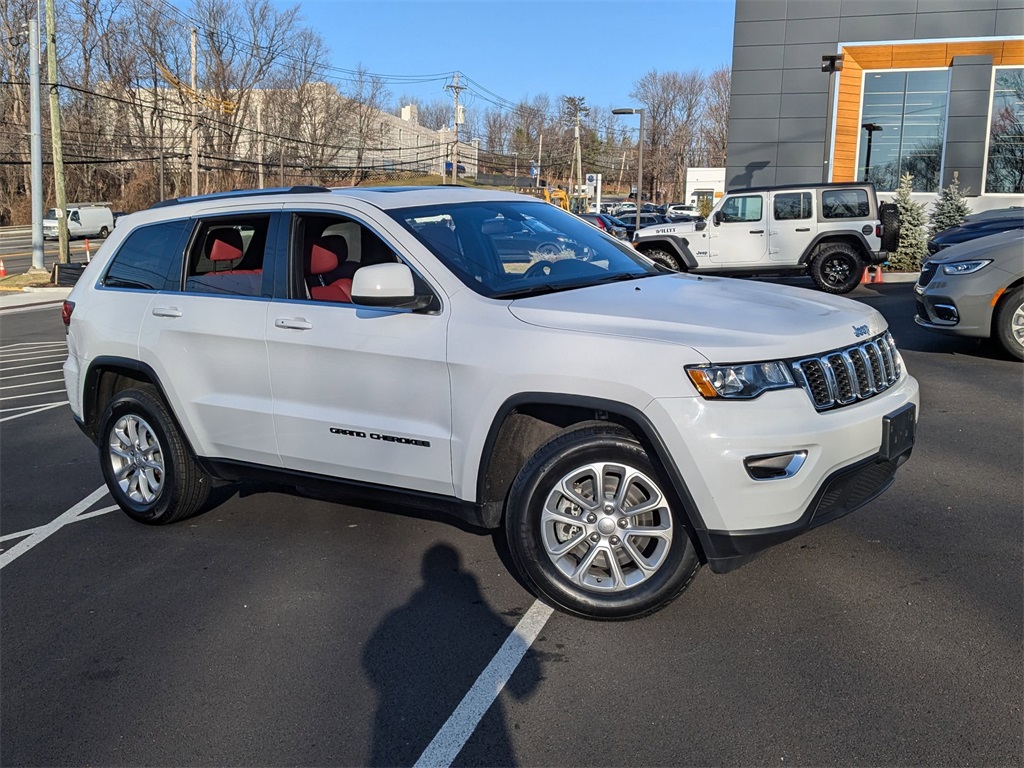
[792, 332, 902, 411]
[918, 261, 938, 287]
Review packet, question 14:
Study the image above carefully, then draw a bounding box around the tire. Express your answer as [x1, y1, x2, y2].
[504, 423, 701, 620]
[640, 247, 682, 271]
[879, 203, 900, 253]
[994, 286, 1024, 361]
[811, 243, 863, 294]
[98, 226, 110, 238]
[98, 387, 210, 525]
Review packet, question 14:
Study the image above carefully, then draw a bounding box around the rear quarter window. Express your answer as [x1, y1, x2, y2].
[103, 219, 190, 291]
[821, 189, 870, 219]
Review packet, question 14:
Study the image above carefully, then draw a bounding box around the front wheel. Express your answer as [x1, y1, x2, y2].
[811, 244, 863, 294]
[640, 247, 682, 271]
[505, 423, 700, 620]
[98, 388, 210, 524]
[98, 226, 110, 238]
[994, 286, 1024, 361]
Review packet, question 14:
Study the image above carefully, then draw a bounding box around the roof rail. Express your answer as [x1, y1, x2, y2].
[150, 185, 330, 209]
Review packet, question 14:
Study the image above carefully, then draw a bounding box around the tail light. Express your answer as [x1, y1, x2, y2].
[876, 224, 883, 238]
[61, 300, 75, 327]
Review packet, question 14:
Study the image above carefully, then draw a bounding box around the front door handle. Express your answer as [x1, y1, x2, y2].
[749, 230, 764, 234]
[151, 307, 182, 318]
[275, 317, 313, 331]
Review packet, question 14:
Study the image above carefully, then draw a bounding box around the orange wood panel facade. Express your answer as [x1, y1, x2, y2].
[832, 41, 1024, 182]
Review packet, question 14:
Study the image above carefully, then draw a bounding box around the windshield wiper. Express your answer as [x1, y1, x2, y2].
[491, 282, 572, 299]
[588, 271, 656, 284]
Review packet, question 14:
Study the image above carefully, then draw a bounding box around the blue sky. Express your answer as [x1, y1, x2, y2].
[294, 0, 736, 116]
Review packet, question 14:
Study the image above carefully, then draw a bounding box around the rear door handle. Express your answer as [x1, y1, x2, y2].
[796, 227, 811, 232]
[275, 317, 313, 331]
[749, 230, 764, 234]
[151, 307, 182, 318]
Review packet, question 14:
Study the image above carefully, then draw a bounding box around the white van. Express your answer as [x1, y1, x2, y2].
[43, 204, 114, 240]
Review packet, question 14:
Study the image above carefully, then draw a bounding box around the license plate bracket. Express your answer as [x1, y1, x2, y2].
[880, 403, 916, 461]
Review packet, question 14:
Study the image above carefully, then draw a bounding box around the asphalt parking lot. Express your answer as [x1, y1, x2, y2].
[1, 282, 1021, 767]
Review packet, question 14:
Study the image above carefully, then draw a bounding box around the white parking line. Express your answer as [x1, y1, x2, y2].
[0, 388, 67, 401]
[0, 401, 68, 422]
[413, 599, 554, 768]
[1, 378, 65, 390]
[0, 361, 67, 373]
[0, 505, 118, 543]
[0, 484, 109, 569]
[0, 370, 66, 381]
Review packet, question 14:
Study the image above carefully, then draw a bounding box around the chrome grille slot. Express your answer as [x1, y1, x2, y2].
[791, 332, 903, 411]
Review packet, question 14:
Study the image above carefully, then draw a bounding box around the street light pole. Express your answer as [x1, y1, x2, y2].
[613, 107, 645, 236]
[861, 122, 883, 182]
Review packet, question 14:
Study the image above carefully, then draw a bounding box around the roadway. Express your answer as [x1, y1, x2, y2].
[0, 227, 104, 274]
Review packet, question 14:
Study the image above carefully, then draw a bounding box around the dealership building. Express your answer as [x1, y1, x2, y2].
[726, 0, 1024, 209]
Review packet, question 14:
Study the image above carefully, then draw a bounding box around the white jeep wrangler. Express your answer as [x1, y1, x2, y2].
[62, 185, 918, 620]
[633, 183, 898, 294]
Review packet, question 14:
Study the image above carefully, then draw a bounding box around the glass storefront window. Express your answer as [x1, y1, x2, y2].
[986, 68, 1024, 194]
[858, 69, 949, 192]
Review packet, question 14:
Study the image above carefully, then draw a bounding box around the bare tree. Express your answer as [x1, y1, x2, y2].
[345, 63, 390, 184]
[701, 66, 730, 168]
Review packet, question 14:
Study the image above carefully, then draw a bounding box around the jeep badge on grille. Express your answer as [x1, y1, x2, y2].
[853, 325, 869, 338]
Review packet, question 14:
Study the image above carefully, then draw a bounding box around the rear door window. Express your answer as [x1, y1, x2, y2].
[773, 192, 813, 220]
[184, 216, 271, 297]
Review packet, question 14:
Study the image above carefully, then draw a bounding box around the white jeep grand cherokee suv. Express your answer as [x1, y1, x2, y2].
[63, 186, 919, 620]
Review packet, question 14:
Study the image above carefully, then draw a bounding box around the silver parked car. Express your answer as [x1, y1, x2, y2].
[915, 229, 1024, 360]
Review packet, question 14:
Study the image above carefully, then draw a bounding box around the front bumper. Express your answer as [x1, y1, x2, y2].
[913, 267, 1002, 339]
[645, 373, 919, 573]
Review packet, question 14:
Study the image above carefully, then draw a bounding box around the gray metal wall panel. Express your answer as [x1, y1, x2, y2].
[943, 142, 987, 192]
[781, 92, 831, 118]
[775, 166, 823, 186]
[782, 68, 831, 93]
[731, 69, 785, 95]
[949, 56, 996, 90]
[997, 0, 1024, 9]
[783, 42, 840, 71]
[734, 19, 787, 47]
[915, 10, 998, 38]
[947, 89, 995, 118]
[729, 118, 781, 144]
[730, 94, 783, 120]
[995, 8, 1024, 33]
[786, 0, 842, 19]
[735, 0, 787, 22]
[777, 142, 824, 167]
[838, 14, 918, 42]
[726, 143, 779, 189]
[922, 0, 998, 10]
[779, 117, 827, 142]
[733, 45, 786, 72]
[785, 16, 841, 44]
[839, 0, 917, 16]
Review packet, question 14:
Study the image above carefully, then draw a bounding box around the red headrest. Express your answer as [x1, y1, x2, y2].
[310, 243, 339, 275]
[208, 229, 244, 262]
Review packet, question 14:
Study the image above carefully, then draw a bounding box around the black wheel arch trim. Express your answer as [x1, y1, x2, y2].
[634, 236, 698, 269]
[799, 231, 878, 265]
[477, 392, 713, 558]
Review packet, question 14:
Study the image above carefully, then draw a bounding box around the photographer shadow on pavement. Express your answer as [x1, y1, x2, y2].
[362, 544, 542, 767]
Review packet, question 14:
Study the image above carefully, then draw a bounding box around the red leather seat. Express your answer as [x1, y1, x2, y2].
[308, 241, 352, 302]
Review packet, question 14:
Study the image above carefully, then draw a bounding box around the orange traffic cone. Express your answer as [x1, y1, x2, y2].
[861, 267, 871, 284]
[0, 259, 6, 277]
[874, 266, 884, 284]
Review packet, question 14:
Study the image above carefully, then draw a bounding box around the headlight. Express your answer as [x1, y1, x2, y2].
[686, 361, 795, 400]
[941, 259, 991, 275]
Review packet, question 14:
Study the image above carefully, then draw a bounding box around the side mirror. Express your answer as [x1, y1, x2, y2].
[351, 263, 431, 310]
[712, 210, 723, 226]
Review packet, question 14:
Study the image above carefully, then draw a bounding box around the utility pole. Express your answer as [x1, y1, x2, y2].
[617, 151, 627, 194]
[536, 133, 542, 188]
[257, 101, 265, 189]
[573, 110, 584, 212]
[45, 0, 69, 263]
[190, 27, 198, 196]
[279, 140, 285, 185]
[445, 72, 465, 184]
[28, 18, 45, 273]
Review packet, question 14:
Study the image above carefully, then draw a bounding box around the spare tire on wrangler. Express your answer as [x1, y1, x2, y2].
[880, 202, 900, 253]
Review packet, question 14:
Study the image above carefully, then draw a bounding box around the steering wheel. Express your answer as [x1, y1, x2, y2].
[523, 260, 554, 279]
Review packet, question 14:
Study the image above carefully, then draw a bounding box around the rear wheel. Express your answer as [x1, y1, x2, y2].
[98, 226, 110, 238]
[994, 286, 1024, 361]
[641, 248, 682, 271]
[505, 423, 700, 620]
[99, 388, 210, 524]
[811, 243, 863, 294]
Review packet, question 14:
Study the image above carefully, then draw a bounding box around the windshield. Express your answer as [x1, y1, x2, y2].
[44, 208, 58, 220]
[393, 200, 660, 298]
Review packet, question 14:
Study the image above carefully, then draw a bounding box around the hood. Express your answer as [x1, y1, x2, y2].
[927, 229, 1024, 263]
[508, 273, 886, 362]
